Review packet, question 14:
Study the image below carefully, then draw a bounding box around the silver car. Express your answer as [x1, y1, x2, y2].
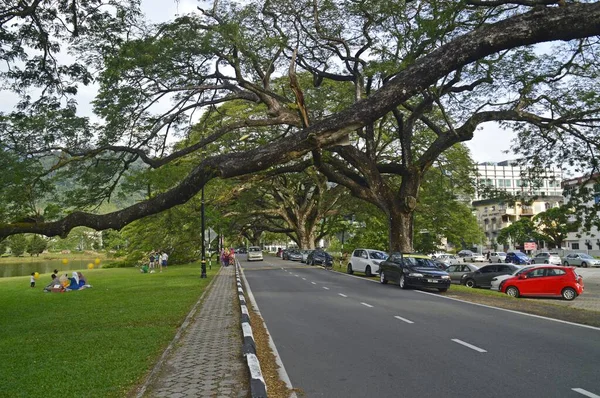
[490, 265, 532, 291]
[562, 253, 600, 268]
[531, 252, 561, 265]
[464, 252, 486, 262]
[434, 254, 461, 265]
[489, 252, 507, 263]
[446, 263, 480, 284]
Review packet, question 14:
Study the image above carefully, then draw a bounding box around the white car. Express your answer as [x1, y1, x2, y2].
[489, 252, 507, 263]
[347, 249, 388, 277]
[246, 246, 263, 261]
[433, 254, 461, 265]
[464, 252, 486, 262]
[490, 265, 532, 291]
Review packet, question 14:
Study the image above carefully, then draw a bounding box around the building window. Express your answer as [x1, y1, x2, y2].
[572, 243, 580, 250]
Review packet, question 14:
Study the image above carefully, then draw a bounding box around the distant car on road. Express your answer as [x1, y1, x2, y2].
[347, 249, 388, 277]
[446, 263, 481, 284]
[433, 254, 461, 265]
[300, 249, 314, 263]
[562, 253, 600, 268]
[463, 252, 486, 262]
[489, 252, 507, 263]
[500, 265, 584, 300]
[288, 250, 303, 261]
[246, 246, 263, 262]
[531, 252, 561, 265]
[379, 253, 451, 292]
[460, 263, 521, 288]
[307, 249, 333, 267]
[505, 251, 531, 265]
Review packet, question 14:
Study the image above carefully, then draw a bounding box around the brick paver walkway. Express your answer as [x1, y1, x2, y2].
[141, 265, 249, 397]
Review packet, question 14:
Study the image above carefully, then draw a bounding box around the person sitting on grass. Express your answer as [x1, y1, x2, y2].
[43, 274, 62, 292]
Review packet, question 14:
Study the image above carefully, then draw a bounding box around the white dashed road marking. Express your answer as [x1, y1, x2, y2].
[338, 293, 348, 298]
[323, 287, 329, 290]
[311, 282, 316, 285]
[572, 388, 600, 398]
[361, 302, 373, 308]
[302, 278, 306, 280]
[394, 316, 414, 324]
[451, 339, 487, 353]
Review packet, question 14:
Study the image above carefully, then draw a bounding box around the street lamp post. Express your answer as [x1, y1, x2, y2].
[201, 186, 207, 278]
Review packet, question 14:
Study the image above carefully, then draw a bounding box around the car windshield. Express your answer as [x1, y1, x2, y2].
[514, 266, 532, 275]
[404, 257, 437, 268]
[249, 247, 261, 252]
[369, 251, 388, 260]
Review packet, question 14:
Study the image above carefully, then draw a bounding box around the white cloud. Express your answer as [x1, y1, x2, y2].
[465, 122, 517, 164]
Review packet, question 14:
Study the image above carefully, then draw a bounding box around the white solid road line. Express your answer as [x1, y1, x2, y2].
[338, 293, 348, 298]
[394, 316, 414, 324]
[323, 287, 330, 290]
[451, 339, 487, 353]
[361, 302, 374, 308]
[572, 388, 600, 398]
[415, 290, 600, 332]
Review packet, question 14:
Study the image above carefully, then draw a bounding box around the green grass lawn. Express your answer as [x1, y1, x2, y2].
[0, 262, 215, 397]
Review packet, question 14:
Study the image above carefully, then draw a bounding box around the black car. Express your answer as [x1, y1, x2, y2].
[306, 249, 333, 266]
[379, 253, 451, 292]
[460, 263, 521, 288]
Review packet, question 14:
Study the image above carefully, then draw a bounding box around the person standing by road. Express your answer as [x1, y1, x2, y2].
[161, 251, 168, 272]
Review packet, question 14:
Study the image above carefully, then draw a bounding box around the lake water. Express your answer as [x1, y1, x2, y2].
[0, 259, 107, 278]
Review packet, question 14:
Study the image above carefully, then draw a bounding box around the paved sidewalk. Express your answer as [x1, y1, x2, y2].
[140, 265, 249, 397]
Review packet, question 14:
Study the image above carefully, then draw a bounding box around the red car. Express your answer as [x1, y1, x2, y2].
[500, 265, 584, 301]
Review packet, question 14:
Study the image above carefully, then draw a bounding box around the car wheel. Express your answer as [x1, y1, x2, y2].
[379, 272, 388, 284]
[563, 261, 570, 266]
[438, 288, 448, 293]
[365, 265, 372, 277]
[464, 279, 476, 288]
[347, 264, 353, 274]
[582, 262, 588, 268]
[506, 286, 520, 298]
[399, 274, 408, 289]
[544, 260, 548, 264]
[562, 287, 577, 301]
[310, 259, 315, 266]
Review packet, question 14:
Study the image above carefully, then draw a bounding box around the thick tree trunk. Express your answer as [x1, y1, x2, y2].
[387, 168, 421, 253]
[388, 210, 414, 253]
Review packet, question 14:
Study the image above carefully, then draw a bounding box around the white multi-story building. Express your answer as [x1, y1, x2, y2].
[474, 160, 563, 200]
[562, 174, 600, 255]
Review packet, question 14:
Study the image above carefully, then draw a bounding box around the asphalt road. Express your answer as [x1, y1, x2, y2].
[241, 255, 600, 398]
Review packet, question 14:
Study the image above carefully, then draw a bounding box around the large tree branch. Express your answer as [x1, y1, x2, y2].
[3, 3, 600, 238]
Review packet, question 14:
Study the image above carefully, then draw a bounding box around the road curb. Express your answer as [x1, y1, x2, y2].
[236, 262, 268, 398]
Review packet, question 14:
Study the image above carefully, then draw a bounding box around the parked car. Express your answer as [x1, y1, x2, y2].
[446, 263, 481, 284]
[500, 265, 584, 301]
[300, 249, 314, 263]
[490, 265, 533, 291]
[282, 249, 299, 260]
[347, 249, 388, 277]
[457, 250, 475, 259]
[378, 253, 451, 292]
[489, 252, 507, 263]
[531, 252, 562, 265]
[562, 253, 600, 268]
[460, 263, 521, 288]
[432, 254, 461, 265]
[307, 249, 333, 266]
[433, 260, 450, 271]
[246, 246, 263, 262]
[463, 252, 486, 262]
[236, 247, 247, 254]
[288, 250, 303, 261]
[505, 251, 531, 265]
